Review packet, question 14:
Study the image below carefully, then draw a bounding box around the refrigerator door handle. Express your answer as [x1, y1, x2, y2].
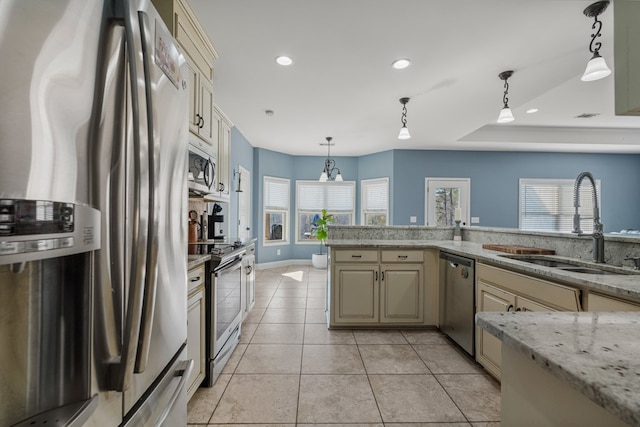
[155, 359, 194, 426]
[117, 1, 152, 391]
[134, 9, 160, 374]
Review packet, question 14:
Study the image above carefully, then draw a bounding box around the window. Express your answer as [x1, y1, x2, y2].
[519, 178, 601, 233]
[361, 177, 389, 225]
[296, 181, 355, 242]
[263, 176, 289, 244]
[425, 178, 470, 226]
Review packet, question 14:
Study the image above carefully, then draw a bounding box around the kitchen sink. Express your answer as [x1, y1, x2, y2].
[498, 254, 640, 276]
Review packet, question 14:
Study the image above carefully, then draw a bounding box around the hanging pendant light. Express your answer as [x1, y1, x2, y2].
[581, 1, 611, 82]
[497, 70, 515, 123]
[318, 137, 343, 182]
[397, 97, 411, 140]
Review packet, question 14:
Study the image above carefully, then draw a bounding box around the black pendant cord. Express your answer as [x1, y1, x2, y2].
[589, 14, 603, 55]
[502, 80, 510, 108]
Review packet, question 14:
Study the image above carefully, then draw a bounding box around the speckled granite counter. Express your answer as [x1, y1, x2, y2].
[476, 311, 640, 426]
[326, 239, 640, 300]
[187, 254, 210, 270]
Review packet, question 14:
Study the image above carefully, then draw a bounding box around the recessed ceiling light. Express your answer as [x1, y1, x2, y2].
[392, 58, 411, 70]
[275, 56, 293, 66]
[526, 108, 539, 114]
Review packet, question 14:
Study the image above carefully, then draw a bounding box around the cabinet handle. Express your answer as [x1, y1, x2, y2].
[195, 113, 201, 126]
[218, 182, 225, 192]
[381, 271, 385, 281]
[375, 271, 378, 281]
[506, 304, 514, 312]
[199, 116, 204, 128]
[515, 307, 522, 312]
[398, 255, 408, 259]
[190, 276, 201, 282]
[351, 254, 362, 258]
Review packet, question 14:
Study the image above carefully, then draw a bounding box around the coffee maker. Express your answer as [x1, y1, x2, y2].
[208, 203, 225, 240]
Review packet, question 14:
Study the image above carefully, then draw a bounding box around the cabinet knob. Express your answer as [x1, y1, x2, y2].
[506, 304, 514, 312]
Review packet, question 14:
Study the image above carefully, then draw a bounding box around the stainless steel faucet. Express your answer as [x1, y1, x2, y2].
[572, 171, 605, 263]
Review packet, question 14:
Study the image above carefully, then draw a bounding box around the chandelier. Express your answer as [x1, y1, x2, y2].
[319, 137, 343, 182]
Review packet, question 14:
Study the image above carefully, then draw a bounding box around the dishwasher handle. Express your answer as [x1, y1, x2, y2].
[440, 251, 474, 268]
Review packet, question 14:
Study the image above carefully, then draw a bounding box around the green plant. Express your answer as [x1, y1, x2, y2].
[311, 209, 335, 255]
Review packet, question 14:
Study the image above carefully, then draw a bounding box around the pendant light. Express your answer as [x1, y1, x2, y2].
[318, 137, 343, 182]
[497, 70, 515, 124]
[581, 1, 611, 82]
[398, 97, 411, 140]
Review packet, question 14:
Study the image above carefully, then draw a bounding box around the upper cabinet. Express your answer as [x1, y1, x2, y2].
[213, 105, 232, 200]
[614, 0, 640, 115]
[152, 0, 219, 147]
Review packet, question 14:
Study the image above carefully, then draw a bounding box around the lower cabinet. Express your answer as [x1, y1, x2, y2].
[331, 248, 424, 326]
[242, 251, 256, 320]
[475, 263, 580, 380]
[186, 264, 206, 401]
[586, 292, 640, 311]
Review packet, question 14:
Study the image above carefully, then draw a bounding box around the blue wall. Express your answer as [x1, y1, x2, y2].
[392, 150, 640, 230]
[230, 130, 640, 264]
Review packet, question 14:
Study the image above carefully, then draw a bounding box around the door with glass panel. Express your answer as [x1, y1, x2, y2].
[237, 165, 251, 241]
[425, 178, 470, 226]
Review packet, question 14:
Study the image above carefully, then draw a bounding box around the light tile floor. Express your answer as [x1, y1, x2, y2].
[188, 264, 501, 426]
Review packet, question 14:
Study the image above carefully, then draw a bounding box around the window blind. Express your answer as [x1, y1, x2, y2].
[297, 181, 354, 211]
[264, 176, 289, 210]
[519, 178, 600, 233]
[362, 178, 388, 211]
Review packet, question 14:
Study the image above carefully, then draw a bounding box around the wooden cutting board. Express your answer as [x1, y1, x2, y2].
[482, 244, 555, 255]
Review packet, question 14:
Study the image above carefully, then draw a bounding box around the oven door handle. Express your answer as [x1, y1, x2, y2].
[215, 256, 243, 273]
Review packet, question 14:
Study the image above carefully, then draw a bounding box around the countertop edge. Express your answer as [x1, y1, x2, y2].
[476, 311, 640, 427]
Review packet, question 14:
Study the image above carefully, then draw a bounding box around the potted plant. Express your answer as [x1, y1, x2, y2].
[310, 209, 335, 269]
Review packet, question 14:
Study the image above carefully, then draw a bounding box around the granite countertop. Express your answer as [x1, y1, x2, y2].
[325, 239, 640, 300]
[187, 254, 210, 270]
[476, 311, 640, 426]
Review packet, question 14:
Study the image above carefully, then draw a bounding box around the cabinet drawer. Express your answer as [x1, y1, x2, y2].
[188, 265, 205, 294]
[381, 249, 424, 263]
[587, 292, 640, 311]
[477, 264, 580, 311]
[333, 249, 378, 263]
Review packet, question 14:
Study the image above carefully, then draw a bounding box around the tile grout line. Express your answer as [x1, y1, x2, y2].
[355, 335, 386, 424]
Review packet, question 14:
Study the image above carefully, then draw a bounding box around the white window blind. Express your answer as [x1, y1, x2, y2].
[297, 181, 355, 211]
[519, 178, 600, 233]
[264, 176, 289, 210]
[362, 178, 388, 211]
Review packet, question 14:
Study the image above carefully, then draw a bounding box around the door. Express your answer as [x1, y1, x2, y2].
[238, 165, 251, 241]
[475, 281, 516, 380]
[333, 265, 379, 324]
[380, 265, 423, 323]
[425, 178, 470, 226]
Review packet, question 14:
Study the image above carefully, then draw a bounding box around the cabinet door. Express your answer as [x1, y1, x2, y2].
[475, 281, 516, 380]
[380, 264, 423, 323]
[186, 287, 205, 401]
[217, 117, 231, 195]
[333, 265, 379, 324]
[246, 258, 255, 312]
[184, 58, 200, 136]
[198, 78, 215, 145]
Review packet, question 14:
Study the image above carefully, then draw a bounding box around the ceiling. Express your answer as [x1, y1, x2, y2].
[190, 0, 640, 157]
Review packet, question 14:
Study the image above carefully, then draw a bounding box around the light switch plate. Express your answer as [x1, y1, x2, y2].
[410, 216, 417, 223]
[471, 217, 480, 223]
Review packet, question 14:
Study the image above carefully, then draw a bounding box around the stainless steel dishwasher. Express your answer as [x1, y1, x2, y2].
[439, 252, 476, 356]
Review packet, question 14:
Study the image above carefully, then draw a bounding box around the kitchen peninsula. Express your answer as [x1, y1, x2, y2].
[325, 225, 640, 426]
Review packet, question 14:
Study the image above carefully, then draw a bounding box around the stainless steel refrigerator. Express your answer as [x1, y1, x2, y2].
[0, 0, 192, 425]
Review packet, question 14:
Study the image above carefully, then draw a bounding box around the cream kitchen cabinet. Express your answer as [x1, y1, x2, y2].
[330, 248, 424, 326]
[241, 245, 256, 319]
[475, 263, 580, 380]
[186, 264, 206, 401]
[152, 0, 218, 148]
[586, 292, 640, 311]
[213, 105, 232, 199]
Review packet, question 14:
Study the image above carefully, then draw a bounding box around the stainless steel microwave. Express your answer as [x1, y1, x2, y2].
[188, 143, 217, 197]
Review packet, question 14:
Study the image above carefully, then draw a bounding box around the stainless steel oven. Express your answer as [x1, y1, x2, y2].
[205, 249, 244, 386]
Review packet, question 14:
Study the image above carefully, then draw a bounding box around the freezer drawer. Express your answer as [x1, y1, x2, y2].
[122, 345, 193, 427]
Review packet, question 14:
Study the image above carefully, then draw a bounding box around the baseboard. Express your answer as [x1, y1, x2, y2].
[255, 259, 312, 270]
